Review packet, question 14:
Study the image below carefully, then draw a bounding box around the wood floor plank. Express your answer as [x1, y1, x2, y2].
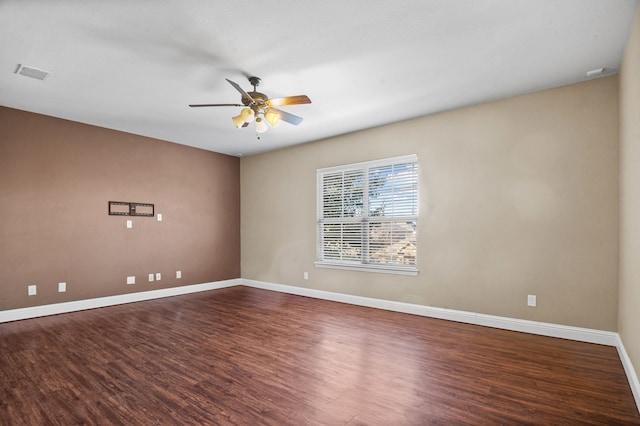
[1, 286, 638, 425]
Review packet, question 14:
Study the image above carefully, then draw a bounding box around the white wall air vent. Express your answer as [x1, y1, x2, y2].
[586, 68, 605, 77]
[585, 67, 617, 80]
[15, 64, 52, 81]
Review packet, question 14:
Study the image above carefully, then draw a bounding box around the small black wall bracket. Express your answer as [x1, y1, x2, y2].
[108, 201, 155, 217]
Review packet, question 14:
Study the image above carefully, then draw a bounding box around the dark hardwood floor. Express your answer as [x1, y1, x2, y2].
[1, 286, 638, 425]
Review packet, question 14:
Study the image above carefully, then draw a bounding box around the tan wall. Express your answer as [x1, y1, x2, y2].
[0, 107, 240, 310]
[241, 76, 619, 331]
[620, 7, 640, 391]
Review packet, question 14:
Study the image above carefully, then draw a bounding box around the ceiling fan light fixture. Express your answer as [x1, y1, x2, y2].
[264, 109, 281, 127]
[241, 107, 255, 123]
[190, 76, 311, 133]
[232, 107, 255, 128]
[231, 113, 246, 128]
[255, 117, 269, 133]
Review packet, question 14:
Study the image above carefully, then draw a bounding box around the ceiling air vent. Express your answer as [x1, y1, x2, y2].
[15, 64, 52, 81]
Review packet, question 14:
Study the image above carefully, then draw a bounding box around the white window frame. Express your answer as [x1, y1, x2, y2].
[316, 154, 418, 275]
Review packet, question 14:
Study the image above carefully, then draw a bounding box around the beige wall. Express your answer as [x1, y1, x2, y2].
[241, 76, 619, 331]
[0, 107, 241, 310]
[620, 7, 640, 393]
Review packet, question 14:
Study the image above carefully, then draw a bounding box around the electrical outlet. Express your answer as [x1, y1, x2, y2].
[156, 273, 161, 281]
[127, 276, 135, 285]
[28, 285, 37, 296]
[176, 271, 181, 279]
[527, 295, 537, 307]
[157, 213, 163, 221]
[304, 272, 309, 280]
[148, 273, 155, 282]
[126, 220, 132, 229]
[58, 282, 66, 292]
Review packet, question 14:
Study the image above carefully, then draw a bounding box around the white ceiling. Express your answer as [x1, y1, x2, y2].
[1, 1, 638, 157]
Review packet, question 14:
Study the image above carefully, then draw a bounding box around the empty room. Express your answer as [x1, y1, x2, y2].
[1, 1, 640, 424]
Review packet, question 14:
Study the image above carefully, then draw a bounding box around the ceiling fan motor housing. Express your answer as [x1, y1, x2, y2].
[243, 91, 269, 106]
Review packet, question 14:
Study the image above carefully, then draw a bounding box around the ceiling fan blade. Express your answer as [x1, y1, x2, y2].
[189, 103, 243, 107]
[266, 107, 304, 126]
[266, 95, 311, 107]
[225, 78, 256, 104]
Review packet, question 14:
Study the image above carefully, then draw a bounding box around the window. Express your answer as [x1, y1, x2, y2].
[316, 154, 418, 275]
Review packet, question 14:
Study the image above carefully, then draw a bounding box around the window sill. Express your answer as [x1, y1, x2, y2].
[314, 261, 418, 276]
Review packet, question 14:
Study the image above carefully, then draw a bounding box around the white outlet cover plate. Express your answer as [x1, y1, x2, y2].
[126, 220, 132, 228]
[156, 273, 161, 280]
[127, 276, 135, 285]
[58, 282, 66, 292]
[157, 214, 162, 221]
[527, 295, 537, 307]
[148, 274, 154, 282]
[28, 285, 37, 296]
[176, 271, 181, 279]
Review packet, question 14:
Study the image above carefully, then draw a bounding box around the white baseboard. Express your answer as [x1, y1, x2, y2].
[243, 279, 639, 413]
[0, 278, 241, 323]
[2, 278, 617, 345]
[242, 279, 618, 346]
[616, 336, 640, 411]
[1, 277, 637, 413]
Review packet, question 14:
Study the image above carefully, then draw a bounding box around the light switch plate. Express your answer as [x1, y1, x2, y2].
[28, 285, 37, 296]
[527, 294, 537, 307]
[157, 213, 163, 221]
[58, 282, 66, 292]
[176, 270, 182, 279]
[127, 276, 135, 285]
[156, 273, 161, 281]
[148, 273, 155, 282]
[126, 220, 133, 229]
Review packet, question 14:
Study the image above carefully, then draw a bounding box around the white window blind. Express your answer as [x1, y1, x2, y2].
[316, 154, 418, 275]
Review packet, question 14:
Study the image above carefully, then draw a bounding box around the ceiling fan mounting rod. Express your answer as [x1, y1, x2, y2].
[248, 76, 261, 91]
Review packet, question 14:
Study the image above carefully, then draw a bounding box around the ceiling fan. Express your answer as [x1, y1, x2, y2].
[189, 76, 311, 134]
